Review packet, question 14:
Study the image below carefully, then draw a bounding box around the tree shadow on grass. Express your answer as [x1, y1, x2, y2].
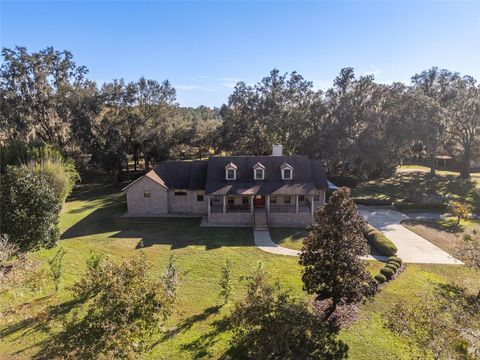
[61, 203, 255, 251]
[180, 312, 233, 359]
[0, 297, 85, 357]
[402, 219, 465, 234]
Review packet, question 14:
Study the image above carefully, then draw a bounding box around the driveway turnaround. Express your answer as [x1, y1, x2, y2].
[359, 207, 462, 264]
[253, 229, 387, 261]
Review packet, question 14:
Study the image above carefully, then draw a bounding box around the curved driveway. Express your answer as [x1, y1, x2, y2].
[358, 206, 462, 264]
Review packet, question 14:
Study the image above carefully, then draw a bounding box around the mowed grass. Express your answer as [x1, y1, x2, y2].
[351, 165, 480, 210]
[402, 217, 480, 254]
[269, 228, 308, 250]
[1, 180, 479, 359]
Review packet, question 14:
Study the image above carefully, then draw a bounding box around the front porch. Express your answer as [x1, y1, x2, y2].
[207, 193, 325, 227]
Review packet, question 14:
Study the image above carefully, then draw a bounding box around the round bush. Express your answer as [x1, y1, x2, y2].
[388, 256, 402, 265]
[385, 264, 398, 272]
[380, 267, 395, 279]
[388, 260, 401, 268]
[374, 274, 387, 284]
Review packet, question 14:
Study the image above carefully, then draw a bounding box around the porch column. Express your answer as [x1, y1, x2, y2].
[311, 195, 315, 220]
[223, 195, 226, 214]
[207, 195, 211, 223]
[295, 195, 299, 213]
[250, 195, 254, 214]
[266, 195, 270, 214]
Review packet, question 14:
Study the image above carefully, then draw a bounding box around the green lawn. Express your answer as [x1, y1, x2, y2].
[1, 180, 479, 359]
[351, 165, 480, 211]
[402, 217, 480, 254]
[269, 228, 307, 250]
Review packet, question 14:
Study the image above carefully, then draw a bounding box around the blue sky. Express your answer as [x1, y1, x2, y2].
[1, 1, 479, 107]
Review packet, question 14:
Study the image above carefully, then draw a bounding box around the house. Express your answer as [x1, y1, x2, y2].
[122, 145, 329, 228]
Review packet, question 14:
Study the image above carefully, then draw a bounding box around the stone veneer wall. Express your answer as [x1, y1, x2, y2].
[267, 213, 312, 228]
[125, 177, 168, 215]
[168, 190, 207, 214]
[209, 212, 253, 226]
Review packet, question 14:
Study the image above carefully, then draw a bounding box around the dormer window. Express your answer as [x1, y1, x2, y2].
[280, 162, 293, 180]
[225, 162, 237, 180]
[253, 162, 265, 180]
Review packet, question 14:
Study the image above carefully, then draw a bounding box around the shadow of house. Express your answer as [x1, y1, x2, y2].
[60, 205, 254, 251]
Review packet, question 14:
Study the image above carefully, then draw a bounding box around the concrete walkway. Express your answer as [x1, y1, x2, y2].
[254, 230, 300, 256]
[253, 229, 387, 261]
[359, 206, 462, 264]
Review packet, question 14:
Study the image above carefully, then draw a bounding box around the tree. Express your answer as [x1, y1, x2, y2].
[385, 285, 480, 359]
[0, 166, 61, 251]
[411, 67, 461, 175]
[48, 248, 67, 291]
[455, 232, 480, 301]
[448, 201, 472, 227]
[299, 187, 375, 315]
[446, 76, 480, 178]
[47, 254, 174, 359]
[0, 46, 89, 147]
[219, 258, 233, 304]
[230, 264, 348, 359]
[162, 254, 180, 303]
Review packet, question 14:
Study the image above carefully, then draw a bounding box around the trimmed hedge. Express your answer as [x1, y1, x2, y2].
[354, 198, 393, 206]
[388, 260, 401, 268]
[366, 228, 397, 256]
[374, 274, 387, 284]
[385, 264, 398, 272]
[394, 202, 447, 211]
[380, 267, 395, 279]
[388, 256, 402, 265]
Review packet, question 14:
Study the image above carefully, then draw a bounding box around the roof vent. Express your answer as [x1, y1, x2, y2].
[272, 144, 283, 156]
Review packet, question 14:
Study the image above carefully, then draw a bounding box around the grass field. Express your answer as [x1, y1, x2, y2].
[269, 228, 307, 250]
[351, 166, 480, 211]
[402, 217, 480, 254]
[1, 180, 479, 359]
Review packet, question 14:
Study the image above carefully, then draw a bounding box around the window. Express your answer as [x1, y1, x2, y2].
[242, 196, 249, 205]
[254, 168, 264, 180]
[174, 190, 187, 196]
[197, 194, 204, 202]
[280, 162, 293, 180]
[284, 196, 291, 204]
[213, 196, 221, 202]
[226, 169, 236, 180]
[227, 196, 235, 205]
[225, 162, 238, 180]
[299, 195, 305, 202]
[270, 195, 277, 204]
[283, 168, 292, 179]
[143, 190, 151, 198]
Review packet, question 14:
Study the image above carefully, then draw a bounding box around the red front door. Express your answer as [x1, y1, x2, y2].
[253, 195, 265, 207]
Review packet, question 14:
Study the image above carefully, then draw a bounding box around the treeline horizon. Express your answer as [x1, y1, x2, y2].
[1, 46, 479, 182]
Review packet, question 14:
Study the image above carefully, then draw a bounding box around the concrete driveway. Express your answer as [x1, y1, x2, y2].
[359, 206, 462, 264]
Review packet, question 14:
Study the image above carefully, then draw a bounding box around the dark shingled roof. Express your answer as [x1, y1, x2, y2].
[153, 160, 207, 190]
[204, 155, 328, 195]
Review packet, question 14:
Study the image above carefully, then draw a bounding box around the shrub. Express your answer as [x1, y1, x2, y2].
[0, 166, 61, 251]
[47, 255, 174, 359]
[388, 260, 401, 268]
[380, 267, 395, 279]
[366, 227, 397, 256]
[388, 256, 403, 265]
[354, 198, 393, 206]
[219, 258, 233, 304]
[26, 154, 79, 204]
[374, 274, 387, 284]
[48, 248, 67, 291]
[394, 202, 447, 211]
[230, 264, 348, 359]
[385, 264, 398, 272]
